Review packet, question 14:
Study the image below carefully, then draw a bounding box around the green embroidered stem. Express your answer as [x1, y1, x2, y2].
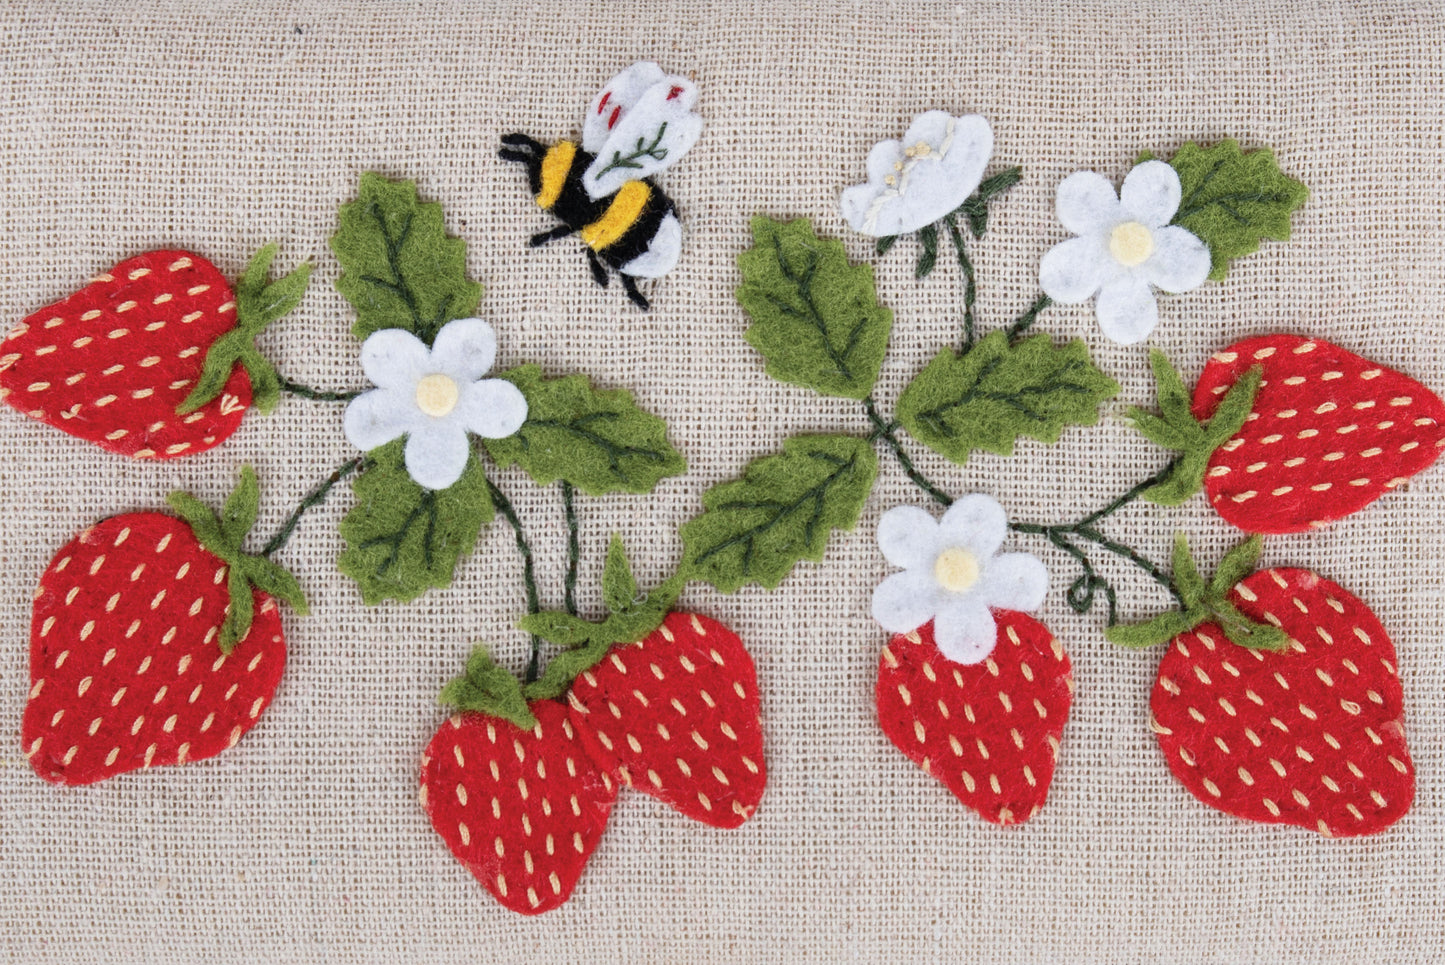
[863, 397, 952, 509]
[562, 481, 580, 617]
[594, 122, 669, 179]
[487, 479, 543, 684]
[943, 213, 977, 350]
[277, 375, 363, 403]
[262, 456, 363, 557]
[1004, 294, 1052, 342]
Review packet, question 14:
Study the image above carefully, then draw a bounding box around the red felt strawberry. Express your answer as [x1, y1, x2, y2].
[1110, 537, 1413, 837]
[876, 612, 1073, 825]
[0, 245, 309, 459]
[420, 679, 617, 916]
[1132, 337, 1445, 533]
[22, 467, 307, 784]
[566, 611, 766, 828]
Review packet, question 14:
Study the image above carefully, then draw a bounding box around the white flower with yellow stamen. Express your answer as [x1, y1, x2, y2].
[871, 495, 1049, 665]
[839, 111, 994, 237]
[1038, 160, 1212, 345]
[343, 317, 527, 490]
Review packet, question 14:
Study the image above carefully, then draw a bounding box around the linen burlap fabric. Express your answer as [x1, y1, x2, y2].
[2, 0, 1442, 961]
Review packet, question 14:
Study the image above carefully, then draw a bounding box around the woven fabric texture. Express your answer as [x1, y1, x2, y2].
[2, 1, 1443, 961]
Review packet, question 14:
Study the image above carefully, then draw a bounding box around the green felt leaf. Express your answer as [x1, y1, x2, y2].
[218, 466, 261, 547]
[483, 365, 685, 496]
[737, 216, 893, 401]
[897, 331, 1119, 465]
[1164, 140, 1309, 280]
[238, 556, 309, 616]
[439, 647, 537, 730]
[337, 440, 494, 605]
[679, 434, 878, 593]
[1105, 610, 1198, 650]
[219, 567, 256, 655]
[178, 244, 310, 416]
[331, 172, 483, 345]
[602, 535, 639, 613]
[1170, 532, 1206, 608]
[1211, 535, 1264, 596]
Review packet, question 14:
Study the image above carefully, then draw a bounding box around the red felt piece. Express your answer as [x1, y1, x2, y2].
[0, 250, 250, 459]
[23, 513, 286, 784]
[1194, 334, 1445, 533]
[1152, 567, 1413, 837]
[567, 612, 766, 829]
[420, 700, 617, 916]
[877, 612, 1073, 825]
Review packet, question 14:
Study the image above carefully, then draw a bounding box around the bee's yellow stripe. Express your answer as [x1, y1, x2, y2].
[581, 181, 651, 251]
[536, 141, 576, 211]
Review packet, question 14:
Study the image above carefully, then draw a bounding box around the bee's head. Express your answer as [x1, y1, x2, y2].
[499, 133, 548, 194]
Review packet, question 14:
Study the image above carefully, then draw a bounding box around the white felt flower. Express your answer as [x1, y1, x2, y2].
[871, 495, 1049, 665]
[840, 111, 994, 237]
[343, 318, 527, 491]
[1038, 160, 1212, 345]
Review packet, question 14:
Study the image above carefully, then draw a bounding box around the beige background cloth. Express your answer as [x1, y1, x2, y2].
[2, 0, 1443, 960]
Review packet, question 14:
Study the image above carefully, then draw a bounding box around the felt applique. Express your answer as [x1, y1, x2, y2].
[343, 318, 528, 491]
[840, 112, 994, 238]
[0, 246, 311, 458]
[1039, 144, 1307, 344]
[22, 467, 306, 784]
[499, 61, 702, 310]
[1107, 537, 1413, 837]
[1132, 335, 1445, 533]
[715, 126, 1319, 827]
[872, 495, 1049, 665]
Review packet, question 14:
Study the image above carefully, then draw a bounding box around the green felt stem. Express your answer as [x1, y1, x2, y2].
[943, 213, 977, 351]
[487, 479, 543, 684]
[165, 466, 308, 654]
[276, 375, 363, 403]
[262, 457, 363, 557]
[562, 482, 580, 617]
[863, 397, 953, 509]
[178, 244, 313, 416]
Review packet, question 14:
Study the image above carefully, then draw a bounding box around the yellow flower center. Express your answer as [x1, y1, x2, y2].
[415, 373, 460, 417]
[1109, 221, 1155, 267]
[933, 547, 981, 594]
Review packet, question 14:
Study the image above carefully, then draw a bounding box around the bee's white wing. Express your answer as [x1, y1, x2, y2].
[581, 73, 703, 200]
[582, 61, 667, 154]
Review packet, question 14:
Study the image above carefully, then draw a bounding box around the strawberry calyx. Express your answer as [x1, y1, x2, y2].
[1130, 349, 1262, 506]
[438, 648, 538, 730]
[178, 243, 313, 417]
[165, 465, 309, 653]
[1105, 534, 1289, 651]
[519, 535, 685, 701]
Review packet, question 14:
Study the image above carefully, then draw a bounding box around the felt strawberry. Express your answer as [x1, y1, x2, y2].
[0, 245, 310, 459]
[1109, 536, 1413, 837]
[22, 467, 307, 784]
[566, 611, 766, 828]
[1132, 337, 1445, 533]
[876, 612, 1073, 825]
[420, 658, 617, 916]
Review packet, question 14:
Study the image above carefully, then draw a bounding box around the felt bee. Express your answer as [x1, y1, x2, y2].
[499, 62, 703, 310]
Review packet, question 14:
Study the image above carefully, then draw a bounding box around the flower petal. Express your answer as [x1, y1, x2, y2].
[1055, 171, 1120, 236]
[458, 377, 528, 439]
[877, 505, 940, 570]
[1144, 225, 1212, 293]
[359, 328, 430, 391]
[1094, 274, 1160, 345]
[343, 388, 418, 452]
[1119, 160, 1183, 228]
[430, 317, 499, 382]
[403, 422, 472, 491]
[872, 569, 941, 634]
[839, 114, 992, 237]
[932, 598, 999, 665]
[1039, 236, 1110, 304]
[937, 493, 1008, 560]
[979, 552, 1049, 612]
[900, 109, 957, 151]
